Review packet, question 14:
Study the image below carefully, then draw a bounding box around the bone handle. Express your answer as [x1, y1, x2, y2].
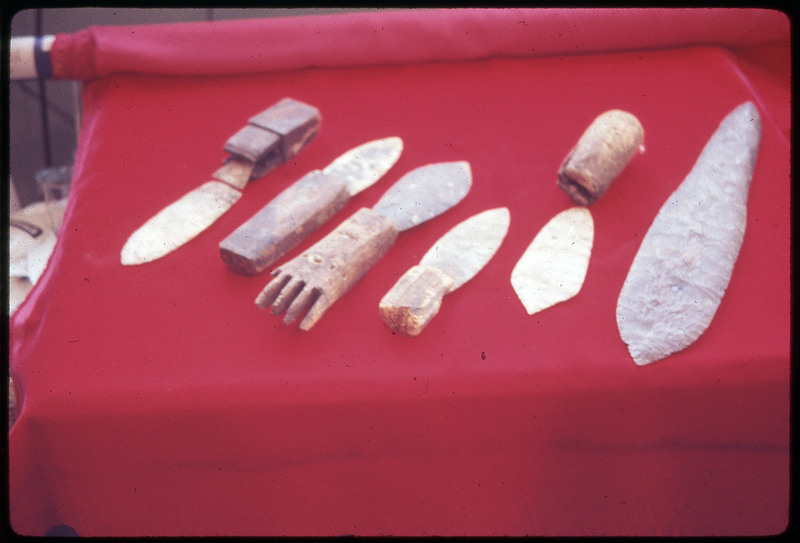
[379, 265, 455, 336]
[220, 170, 351, 275]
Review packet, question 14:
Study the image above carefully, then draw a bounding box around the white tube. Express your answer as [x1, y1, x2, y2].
[10, 35, 55, 80]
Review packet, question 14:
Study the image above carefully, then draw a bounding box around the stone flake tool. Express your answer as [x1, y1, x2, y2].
[511, 206, 594, 315]
[616, 102, 761, 365]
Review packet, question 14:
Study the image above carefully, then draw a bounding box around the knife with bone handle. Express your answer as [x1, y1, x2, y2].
[219, 137, 403, 275]
[616, 101, 761, 366]
[255, 161, 472, 331]
[511, 206, 594, 315]
[379, 207, 510, 336]
[120, 98, 319, 266]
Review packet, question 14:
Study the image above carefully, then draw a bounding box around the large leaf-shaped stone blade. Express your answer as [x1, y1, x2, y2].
[616, 102, 761, 365]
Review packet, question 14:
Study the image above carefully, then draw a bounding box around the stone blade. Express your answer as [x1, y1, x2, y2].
[372, 161, 472, 231]
[615, 102, 761, 365]
[511, 207, 594, 315]
[323, 137, 403, 196]
[420, 207, 510, 291]
[121, 181, 241, 265]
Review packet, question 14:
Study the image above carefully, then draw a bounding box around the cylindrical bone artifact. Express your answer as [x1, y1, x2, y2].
[557, 110, 644, 205]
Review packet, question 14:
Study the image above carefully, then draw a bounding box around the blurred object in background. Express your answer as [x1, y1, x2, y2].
[9, 177, 23, 214]
[9, 377, 17, 429]
[9, 187, 70, 315]
[35, 164, 73, 202]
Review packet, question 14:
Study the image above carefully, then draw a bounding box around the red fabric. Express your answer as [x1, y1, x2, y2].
[49, 8, 789, 79]
[10, 8, 790, 537]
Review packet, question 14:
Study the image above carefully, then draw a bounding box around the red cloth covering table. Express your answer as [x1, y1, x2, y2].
[9, 8, 791, 537]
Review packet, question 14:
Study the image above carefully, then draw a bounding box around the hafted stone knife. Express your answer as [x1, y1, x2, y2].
[379, 207, 510, 336]
[120, 98, 319, 265]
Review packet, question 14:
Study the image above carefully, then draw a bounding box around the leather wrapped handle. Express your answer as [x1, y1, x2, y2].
[220, 170, 350, 275]
[557, 110, 643, 206]
[255, 207, 398, 330]
[379, 265, 455, 336]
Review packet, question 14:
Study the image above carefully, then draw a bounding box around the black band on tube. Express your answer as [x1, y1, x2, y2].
[34, 36, 52, 79]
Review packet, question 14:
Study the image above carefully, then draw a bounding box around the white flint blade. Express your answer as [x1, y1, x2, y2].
[616, 102, 761, 365]
[511, 207, 594, 315]
[121, 181, 241, 265]
[420, 207, 511, 290]
[323, 137, 403, 196]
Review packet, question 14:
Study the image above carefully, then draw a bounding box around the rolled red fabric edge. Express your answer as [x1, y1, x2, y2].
[49, 8, 790, 81]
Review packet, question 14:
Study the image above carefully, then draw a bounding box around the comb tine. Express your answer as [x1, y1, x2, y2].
[271, 277, 305, 316]
[255, 272, 290, 309]
[298, 294, 334, 331]
[283, 287, 321, 325]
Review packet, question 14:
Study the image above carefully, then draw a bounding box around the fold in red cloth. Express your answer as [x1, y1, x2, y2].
[11, 8, 790, 537]
[50, 8, 789, 79]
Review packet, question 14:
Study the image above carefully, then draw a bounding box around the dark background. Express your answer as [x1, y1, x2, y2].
[8, 8, 369, 210]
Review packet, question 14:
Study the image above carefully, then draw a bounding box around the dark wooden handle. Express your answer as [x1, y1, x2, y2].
[220, 170, 350, 275]
[224, 98, 320, 166]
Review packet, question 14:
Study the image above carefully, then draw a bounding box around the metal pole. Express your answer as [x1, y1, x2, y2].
[35, 9, 52, 168]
